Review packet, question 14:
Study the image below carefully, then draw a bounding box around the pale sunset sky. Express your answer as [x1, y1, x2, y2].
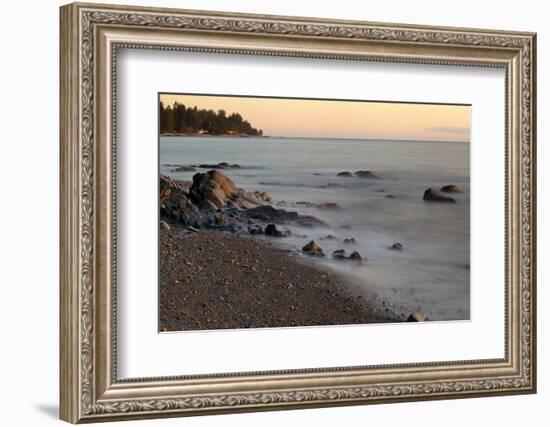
[160, 94, 470, 142]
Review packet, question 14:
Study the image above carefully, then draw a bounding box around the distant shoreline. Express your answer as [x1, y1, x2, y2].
[159, 133, 468, 144]
[160, 132, 270, 138]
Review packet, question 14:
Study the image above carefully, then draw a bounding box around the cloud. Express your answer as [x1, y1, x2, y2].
[424, 126, 470, 135]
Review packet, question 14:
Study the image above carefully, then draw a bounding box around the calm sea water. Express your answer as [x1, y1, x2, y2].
[160, 136, 470, 321]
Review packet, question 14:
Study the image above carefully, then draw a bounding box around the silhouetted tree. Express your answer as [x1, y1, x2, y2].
[159, 102, 262, 136]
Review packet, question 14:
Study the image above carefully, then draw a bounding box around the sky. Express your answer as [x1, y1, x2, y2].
[160, 93, 470, 142]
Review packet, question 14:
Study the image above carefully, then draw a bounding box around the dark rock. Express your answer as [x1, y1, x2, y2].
[214, 214, 229, 225]
[355, 170, 379, 179]
[423, 188, 456, 203]
[317, 202, 341, 210]
[440, 184, 461, 193]
[337, 171, 353, 177]
[242, 205, 326, 227]
[265, 223, 288, 237]
[242, 205, 299, 222]
[248, 225, 264, 235]
[172, 165, 196, 172]
[296, 216, 328, 227]
[343, 238, 356, 245]
[160, 174, 200, 226]
[348, 251, 364, 261]
[321, 234, 338, 241]
[332, 249, 347, 259]
[295, 201, 317, 208]
[302, 240, 324, 257]
[407, 313, 428, 322]
[385, 194, 397, 199]
[389, 242, 403, 251]
[197, 162, 240, 169]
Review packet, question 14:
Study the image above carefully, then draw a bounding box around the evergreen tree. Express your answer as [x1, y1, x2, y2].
[159, 101, 262, 136]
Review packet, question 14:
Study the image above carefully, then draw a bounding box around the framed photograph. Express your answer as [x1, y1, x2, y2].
[60, 2, 537, 423]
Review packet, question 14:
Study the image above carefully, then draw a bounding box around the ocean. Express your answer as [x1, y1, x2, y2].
[160, 136, 470, 321]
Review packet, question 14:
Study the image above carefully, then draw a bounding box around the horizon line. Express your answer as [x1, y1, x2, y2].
[160, 133, 469, 144]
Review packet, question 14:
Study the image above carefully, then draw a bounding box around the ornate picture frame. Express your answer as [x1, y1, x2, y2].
[60, 2, 536, 423]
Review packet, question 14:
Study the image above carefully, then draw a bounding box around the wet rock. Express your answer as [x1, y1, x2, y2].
[348, 251, 364, 261]
[389, 242, 403, 251]
[198, 162, 240, 169]
[440, 184, 461, 193]
[243, 205, 298, 222]
[343, 238, 356, 245]
[265, 223, 288, 237]
[337, 171, 353, 177]
[321, 234, 338, 241]
[332, 249, 347, 260]
[160, 220, 171, 230]
[407, 312, 428, 322]
[295, 201, 317, 208]
[214, 214, 229, 225]
[423, 188, 456, 203]
[242, 205, 326, 227]
[385, 194, 397, 199]
[172, 165, 196, 172]
[248, 225, 264, 235]
[302, 240, 324, 257]
[355, 170, 379, 179]
[160, 174, 200, 226]
[317, 202, 341, 210]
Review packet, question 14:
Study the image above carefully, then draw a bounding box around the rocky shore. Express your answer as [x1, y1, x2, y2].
[160, 228, 399, 331]
[159, 165, 459, 329]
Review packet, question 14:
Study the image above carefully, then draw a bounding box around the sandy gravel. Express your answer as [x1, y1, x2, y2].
[159, 228, 399, 331]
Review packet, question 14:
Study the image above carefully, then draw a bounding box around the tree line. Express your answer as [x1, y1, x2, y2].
[160, 101, 263, 136]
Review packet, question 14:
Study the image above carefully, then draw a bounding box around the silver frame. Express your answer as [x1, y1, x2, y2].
[60, 2, 536, 423]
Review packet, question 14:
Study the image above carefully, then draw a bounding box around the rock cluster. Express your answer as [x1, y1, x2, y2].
[337, 170, 380, 178]
[160, 171, 325, 234]
[331, 249, 365, 262]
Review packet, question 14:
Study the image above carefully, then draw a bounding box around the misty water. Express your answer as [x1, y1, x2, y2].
[160, 136, 470, 321]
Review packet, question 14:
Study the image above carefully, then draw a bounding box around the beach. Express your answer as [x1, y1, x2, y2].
[160, 228, 400, 331]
